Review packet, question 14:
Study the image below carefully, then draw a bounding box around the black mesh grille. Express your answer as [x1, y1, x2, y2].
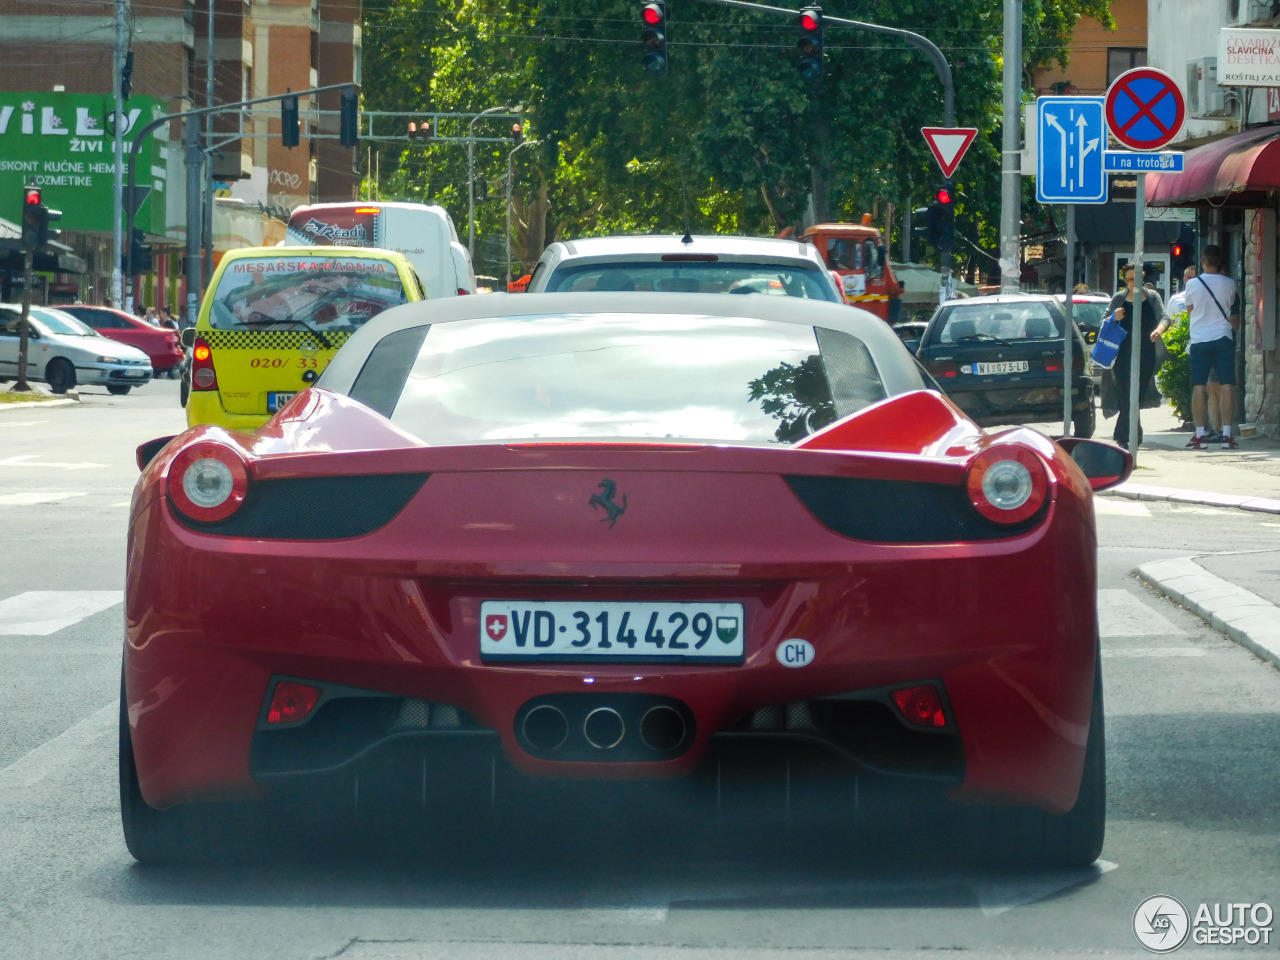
[175, 473, 429, 539]
[786, 474, 1043, 543]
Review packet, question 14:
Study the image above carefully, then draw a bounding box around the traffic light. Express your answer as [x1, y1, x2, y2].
[128, 227, 152, 273]
[797, 6, 823, 82]
[407, 120, 434, 140]
[641, 2, 668, 74]
[21, 186, 41, 250]
[932, 185, 956, 247]
[339, 86, 359, 148]
[511, 122, 524, 145]
[1171, 223, 1196, 276]
[474, 174, 488, 201]
[39, 202, 61, 245]
[281, 93, 300, 148]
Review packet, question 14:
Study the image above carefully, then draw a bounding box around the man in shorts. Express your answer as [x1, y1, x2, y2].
[1182, 245, 1239, 450]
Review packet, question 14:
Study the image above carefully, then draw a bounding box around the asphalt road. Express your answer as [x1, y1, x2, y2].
[2, 381, 1278, 959]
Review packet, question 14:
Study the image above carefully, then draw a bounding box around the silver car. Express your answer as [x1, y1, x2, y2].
[522, 234, 844, 302]
[0, 305, 153, 395]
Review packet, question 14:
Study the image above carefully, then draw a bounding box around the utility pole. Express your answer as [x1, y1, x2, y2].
[111, 0, 127, 308]
[203, 0, 216, 290]
[506, 138, 537, 288]
[1000, 0, 1023, 293]
[15, 245, 34, 391]
[469, 104, 521, 260]
[184, 115, 203, 327]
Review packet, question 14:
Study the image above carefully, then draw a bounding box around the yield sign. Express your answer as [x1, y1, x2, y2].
[921, 127, 979, 178]
[1105, 67, 1185, 151]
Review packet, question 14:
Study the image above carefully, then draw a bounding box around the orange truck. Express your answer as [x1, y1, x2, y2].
[801, 219, 903, 322]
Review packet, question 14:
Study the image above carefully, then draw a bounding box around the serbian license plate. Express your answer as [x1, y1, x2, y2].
[973, 361, 1029, 375]
[124, 369, 149, 379]
[479, 601, 745, 662]
[267, 391, 297, 412]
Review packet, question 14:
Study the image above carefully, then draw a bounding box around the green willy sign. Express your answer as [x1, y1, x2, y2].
[0, 92, 168, 236]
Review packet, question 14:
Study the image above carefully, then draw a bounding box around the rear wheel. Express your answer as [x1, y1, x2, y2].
[107, 385, 132, 396]
[45, 358, 75, 394]
[966, 661, 1105, 868]
[1072, 399, 1096, 439]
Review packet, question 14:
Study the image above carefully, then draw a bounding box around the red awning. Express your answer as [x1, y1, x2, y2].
[1146, 125, 1280, 208]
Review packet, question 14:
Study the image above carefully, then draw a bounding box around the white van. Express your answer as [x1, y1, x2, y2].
[286, 201, 475, 299]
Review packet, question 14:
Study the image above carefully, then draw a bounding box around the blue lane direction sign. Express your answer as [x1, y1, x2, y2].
[1104, 150, 1184, 173]
[1036, 96, 1108, 204]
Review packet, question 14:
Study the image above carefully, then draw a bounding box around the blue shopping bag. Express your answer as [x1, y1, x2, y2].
[1090, 313, 1127, 369]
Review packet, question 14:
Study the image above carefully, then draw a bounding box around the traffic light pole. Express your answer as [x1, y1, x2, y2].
[14, 246, 34, 392]
[469, 105, 521, 259]
[123, 82, 358, 297]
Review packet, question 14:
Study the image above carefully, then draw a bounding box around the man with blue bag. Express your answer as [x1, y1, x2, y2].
[1105, 264, 1169, 446]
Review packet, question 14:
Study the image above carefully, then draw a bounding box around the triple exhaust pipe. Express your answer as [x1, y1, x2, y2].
[518, 696, 692, 760]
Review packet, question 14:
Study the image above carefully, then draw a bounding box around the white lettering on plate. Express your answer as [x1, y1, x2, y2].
[776, 639, 814, 668]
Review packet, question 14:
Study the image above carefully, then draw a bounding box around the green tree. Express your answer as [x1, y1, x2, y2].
[361, 0, 1114, 278]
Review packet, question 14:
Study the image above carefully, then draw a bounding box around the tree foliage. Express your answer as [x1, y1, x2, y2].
[362, 0, 1114, 278]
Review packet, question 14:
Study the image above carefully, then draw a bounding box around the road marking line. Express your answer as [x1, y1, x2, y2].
[0, 702, 115, 789]
[0, 455, 106, 470]
[0, 590, 123, 636]
[1094, 498, 1150, 517]
[1103, 647, 1208, 658]
[0, 492, 86, 506]
[1098, 588, 1187, 637]
[110, 500, 132, 508]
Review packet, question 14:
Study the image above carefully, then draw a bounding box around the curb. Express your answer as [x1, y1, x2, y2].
[1103, 482, 1280, 515]
[0, 398, 77, 413]
[1135, 557, 1280, 670]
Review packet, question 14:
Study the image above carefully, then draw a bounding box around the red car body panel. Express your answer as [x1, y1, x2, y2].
[126, 388, 1100, 815]
[63, 305, 185, 371]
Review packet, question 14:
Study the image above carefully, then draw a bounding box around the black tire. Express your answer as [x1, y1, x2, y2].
[119, 670, 197, 864]
[1072, 399, 1096, 439]
[107, 385, 132, 396]
[45, 358, 75, 394]
[966, 661, 1106, 868]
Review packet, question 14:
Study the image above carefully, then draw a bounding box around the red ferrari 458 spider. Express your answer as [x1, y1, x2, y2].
[122, 292, 1131, 866]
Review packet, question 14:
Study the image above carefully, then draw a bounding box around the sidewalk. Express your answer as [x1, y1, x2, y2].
[1090, 401, 1280, 671]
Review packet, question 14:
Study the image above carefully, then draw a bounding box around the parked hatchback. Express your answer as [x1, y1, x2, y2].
[917, 295, 1094, 437]
[0, 305, 153, 394]
[60, 304, 185, 375]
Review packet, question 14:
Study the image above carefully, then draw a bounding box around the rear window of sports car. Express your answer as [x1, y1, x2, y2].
[349, 313, 889, 445]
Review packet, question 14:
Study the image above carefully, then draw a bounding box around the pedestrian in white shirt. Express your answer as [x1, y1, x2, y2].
[1167, 264, 1223, 439]
[1182, 245, 1239, 450]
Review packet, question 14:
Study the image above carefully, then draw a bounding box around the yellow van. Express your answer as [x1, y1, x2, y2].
[185, 246, 424, 430]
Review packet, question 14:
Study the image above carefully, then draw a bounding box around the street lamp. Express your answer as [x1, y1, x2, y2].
[506, 135, 537, 288]
[468, 103, 521, 260]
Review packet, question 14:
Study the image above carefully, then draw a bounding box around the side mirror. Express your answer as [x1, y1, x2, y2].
[1058, 437, 1132, 491]
[180, 327, 196, 348]
[136, 435, 178, 471]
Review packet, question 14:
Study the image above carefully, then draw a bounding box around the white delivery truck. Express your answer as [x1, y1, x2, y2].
[286, 201, 476, 299]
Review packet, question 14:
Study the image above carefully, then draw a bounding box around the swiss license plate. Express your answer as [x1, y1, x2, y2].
[479, 601, 745, 662]
[973, 361, 1029, 375]
[267, 391, 297, 412]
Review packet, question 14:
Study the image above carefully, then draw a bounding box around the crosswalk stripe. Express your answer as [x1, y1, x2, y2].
[1098, 588, 1187, 637]
[1103, 647, 1207, 658]
[0, 492, 86, 506]
[1094, 498, 1151, 517]
[0, 591, 123, 636]
[0, 702, 115, 789]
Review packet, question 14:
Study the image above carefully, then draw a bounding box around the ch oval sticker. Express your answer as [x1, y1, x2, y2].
[776, 639, 815, 668]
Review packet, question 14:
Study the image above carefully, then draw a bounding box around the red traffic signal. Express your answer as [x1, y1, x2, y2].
[642, 2, 664, 25]
[24, 186, 41, 206]
[797, 6, 823, 82]
[407, 120, 433, 140]
[800, 9, 820, 32]
[512, 122, 524, 145]
[935, 187, 954, 206]
[1171, 242, 1184, 258]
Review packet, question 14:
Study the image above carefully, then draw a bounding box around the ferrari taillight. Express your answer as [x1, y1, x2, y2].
[267, 682, 322, 724]
[965, 445, 1049, 524]
[891, 685, 947, 728]
[190, 336, 218, 391]
[166, 441, 250, 523]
